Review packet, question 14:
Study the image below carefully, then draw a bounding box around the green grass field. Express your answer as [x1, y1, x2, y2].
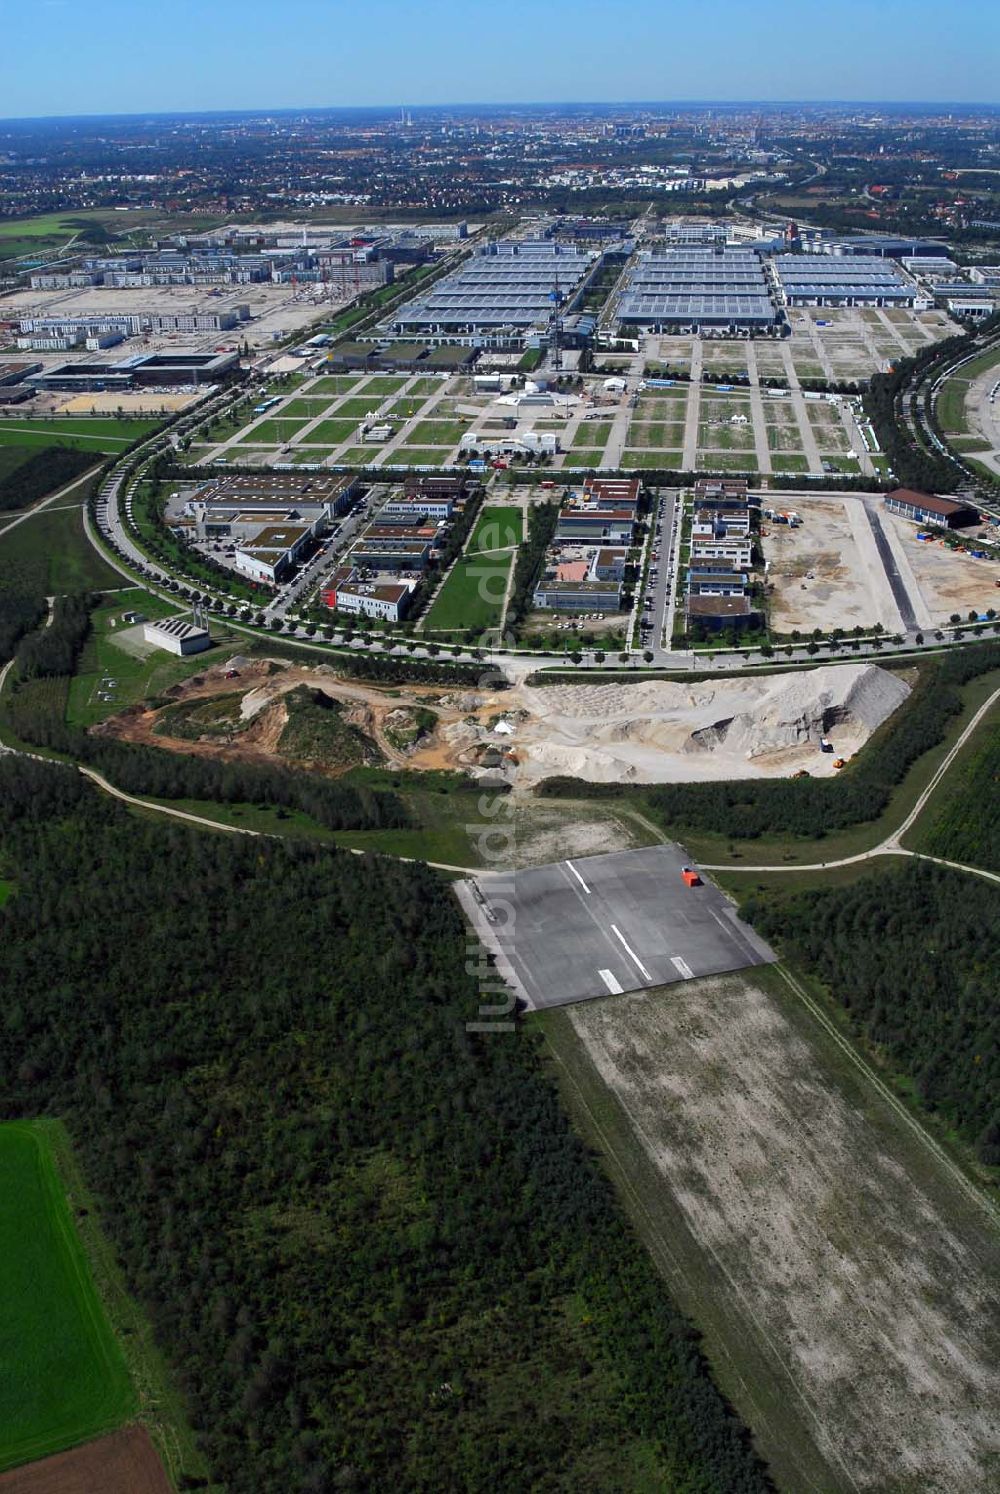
[627, 421, 686, 450]
[306, 376, 363, 395]
[695, 451, 758, 472]
[0, 506, 121, 594]
[235, 418, 309, 446]
[273, 398, 334, 420]
[468, 504, 522, 553]
[403, 421, 468, 446]
[66, 591, 237, 727]
[622, 450, 683, 470]
[0, 1121, 135, 1471]
[770, 454, 810, 473]
[565, 448, 605, 468]
[572, 422, 612, 448]
[386, 448, 449, 466]
[362, 376, 408, 395]
[0, 419, 158, 452]
[936, 346, 1000, 436]
[306, 419, 357, 445]
[328, 397, 390, 421]
[424, 551, 512, 631]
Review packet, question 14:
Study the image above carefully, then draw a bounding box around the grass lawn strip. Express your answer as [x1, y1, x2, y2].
[425, 551, 512, 631]
[467, 504, 522, 554]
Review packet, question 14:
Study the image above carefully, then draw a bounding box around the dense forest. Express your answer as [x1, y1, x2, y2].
[915, 719, 1000, 873]
[539, 646, 1000, 841]
[0, 756, 769, 1493]
[0, 447, 96, 515]
[742, 863, 1000, 1166]
[14, 592, 91, 680]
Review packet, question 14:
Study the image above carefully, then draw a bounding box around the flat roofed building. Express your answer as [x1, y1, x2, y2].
[0, 360, 42, 386]
[884, 489, 978, 528]
[556, 507, 635, 542]
[324, 580, 413, 622]
[774, 259, 917, 307]
[532, 578, 623, 611]
[143, 616, 211, 656]
[692, 477, 754, 511]
[685, 594, 757, 631]
[27, 349, 238, 393]
[688, 556, 752, 575]
[403, 474, 466, 499]
[234, 523, 314, 584]
[193, 472, 357, 516]
[691, 536, 753, 566]
[389, 240, 598, 346]
[349, 537, 431, 571]
[583, 475, 641, 510]
[592, 547, 629, 582]
[946, 299, 995, 320]
[381, 495, 454, 521]
[617, 247, 777, 333]
[688, 570, 748, 596]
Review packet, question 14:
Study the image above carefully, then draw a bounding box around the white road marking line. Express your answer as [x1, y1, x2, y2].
[611, 924, 652, 982]
[564, 859, 591, 894]
[598, 968, 623, 994]
[671, 956, 694, 980]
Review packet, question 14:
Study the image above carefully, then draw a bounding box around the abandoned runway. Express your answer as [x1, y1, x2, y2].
[458, 844, 775, 1009]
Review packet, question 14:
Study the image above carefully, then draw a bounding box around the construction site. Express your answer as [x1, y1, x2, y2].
[91, 654, 914, 790]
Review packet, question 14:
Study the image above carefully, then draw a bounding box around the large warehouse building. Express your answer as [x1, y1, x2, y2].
[387, 240, 598, 348]
[616, 247, 778, 334]
[773, 259, 921, 308]
[884, 489, 978, 528]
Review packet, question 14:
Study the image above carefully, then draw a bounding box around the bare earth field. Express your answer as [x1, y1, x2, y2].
[764, 495, 900, 632]
[0, 1429, 170, 1494]
[563, 973, 1000, 1494]
[883, 513, 1000, 623]
[57, 392, 199, 416]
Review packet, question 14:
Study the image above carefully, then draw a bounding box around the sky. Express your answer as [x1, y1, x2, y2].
[1, 0, 997, 119]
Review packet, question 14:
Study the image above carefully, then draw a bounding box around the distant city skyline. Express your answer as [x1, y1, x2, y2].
[0, 0, 997, 119]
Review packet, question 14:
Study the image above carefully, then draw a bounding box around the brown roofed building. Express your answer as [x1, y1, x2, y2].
[884, 489, 978, 528]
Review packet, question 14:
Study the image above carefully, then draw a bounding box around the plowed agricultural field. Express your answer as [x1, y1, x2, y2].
[0, 1428, 169, 1494]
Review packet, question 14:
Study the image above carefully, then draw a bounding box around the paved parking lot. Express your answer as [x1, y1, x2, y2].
[459, 844, 775, 1009]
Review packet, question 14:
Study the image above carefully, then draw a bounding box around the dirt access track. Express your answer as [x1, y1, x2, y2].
[561, 972, 1000, 1493]
[0, 1428, 170, 1494]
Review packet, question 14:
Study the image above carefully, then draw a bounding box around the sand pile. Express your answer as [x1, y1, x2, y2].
[511, 664, 911, 786]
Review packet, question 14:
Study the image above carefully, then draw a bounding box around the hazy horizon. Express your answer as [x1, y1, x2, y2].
[1, 0, 996, 119]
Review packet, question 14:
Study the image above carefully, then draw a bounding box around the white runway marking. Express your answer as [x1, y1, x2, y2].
[599, 968, 623, 994]
[611, 924, 652, 982]
[671, 955, 695, 979]
[564, 860, 591, 894]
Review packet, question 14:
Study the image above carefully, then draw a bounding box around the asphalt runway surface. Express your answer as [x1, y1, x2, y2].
[460, 844, 776, 1009]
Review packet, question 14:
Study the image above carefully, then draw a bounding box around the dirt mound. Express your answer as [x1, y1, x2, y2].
[686, 665, 911, 760]
[513, 664, 911, 785]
